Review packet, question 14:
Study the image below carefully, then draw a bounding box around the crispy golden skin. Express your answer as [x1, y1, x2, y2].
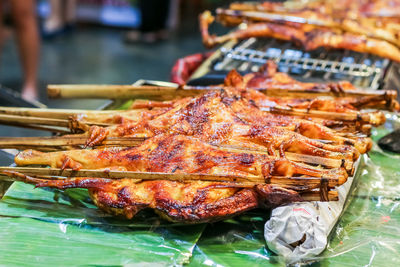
[200, 9, 400, 62]
[30, 177, 302, 223]
[16, 134, 341, 222]
[16, 135, 347, 180]
[82, 88, 360, 160]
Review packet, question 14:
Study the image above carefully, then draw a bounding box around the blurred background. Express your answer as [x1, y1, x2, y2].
[0, 0, 232, 165]
[0, 0, 230, 109]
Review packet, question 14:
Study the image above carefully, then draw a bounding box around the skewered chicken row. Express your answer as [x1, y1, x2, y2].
[199, 10, 400, 62]
[84, 88, 362, 165]
[224, 1, 400, 47]
[224, 66, 390, 124]
[243, 61, 358, 92]
[229, 0, 400, 19]
[72, 69, 374, 154]
[220, 87, 372, 154]
[14, 134, 346, 222]
[242, 61, 398, 112]
[120, 62, 394, 119]
[65, 62, 393, 131]
[70, 97, 191, 126]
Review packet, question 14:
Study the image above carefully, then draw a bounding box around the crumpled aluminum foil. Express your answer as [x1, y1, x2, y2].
[264, 155, 363, 263]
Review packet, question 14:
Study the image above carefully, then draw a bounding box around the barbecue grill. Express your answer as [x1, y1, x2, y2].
[189, 38, 396, 90]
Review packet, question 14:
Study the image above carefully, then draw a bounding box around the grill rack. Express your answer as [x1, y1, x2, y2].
[192, 38, 391, 89]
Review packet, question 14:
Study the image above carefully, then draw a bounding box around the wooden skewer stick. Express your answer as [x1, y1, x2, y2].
[0, 114, 72, 128]
[0, 135, 352, 171]
[217, 145, 353, 171]
[301, 190, 338, 201]
[0, 136, 146, 150]
[217, 8, 400, 48]
[0, 121, 71, 134]
[0, 106, 375, 131]
[0, 114, 112, 131]
[47, 84, 396, 100]
[0, 173, 338, 201]
[0, 166, 262, 184]
[267, 106, 373, 123]
[0, 167, 340, 188]
[0, 107, 117, 120]
[217, 8, 338, 28]
[47, 84, 201, 100]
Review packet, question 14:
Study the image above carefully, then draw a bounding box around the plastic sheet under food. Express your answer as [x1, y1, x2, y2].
[188, 114, 400, 266]
[0, 115, 399, 266]
[264, 157, 361, 263]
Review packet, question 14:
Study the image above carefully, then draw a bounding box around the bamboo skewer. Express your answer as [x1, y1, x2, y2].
[0, 114, 113, 128]
[0, 173, 338, 201]
[0, 109, 373, 136]
[0, 166, 340, 188]
[0, 136, 146, 150]
[0, 136, 352, 171]
[301, 190, 338, 201]
[47, 84, 397, 100]
[268, 106, 374, 123]
[47, 84, 201, 100]
[0, 166, 263, 184]
[217, 145, 352, 171]
[0, 106, 371, 129]
[0, 114, 72, 128]
[217, 8, 338, 28]
[216, 8, 400, 48]
[0, 107, 118, 120]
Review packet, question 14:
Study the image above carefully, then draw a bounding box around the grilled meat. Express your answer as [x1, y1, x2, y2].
[83, 88, 362, 161]
[15, 134, 346, 222]
[200, 3, 400, 62]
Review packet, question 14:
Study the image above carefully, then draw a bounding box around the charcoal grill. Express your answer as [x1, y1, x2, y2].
[189, 37, 393, 90]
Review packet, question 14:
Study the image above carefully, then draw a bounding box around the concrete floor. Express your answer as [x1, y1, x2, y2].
[1, 26, 206, 108]
[0, 23, 208, 164]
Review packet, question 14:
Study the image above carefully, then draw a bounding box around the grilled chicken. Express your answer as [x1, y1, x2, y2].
[15, 134, 346, 222]
[83, 88, 362, 162]
[200, 6, 400, 62]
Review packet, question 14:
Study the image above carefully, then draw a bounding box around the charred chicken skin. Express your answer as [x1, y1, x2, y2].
[15, 135, 346, 222]
[199, 6, 400, 62]
[83, 88, 361, 162]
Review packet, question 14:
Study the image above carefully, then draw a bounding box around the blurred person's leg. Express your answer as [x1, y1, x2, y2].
[43, 0, 63, 35]
[139, 0, 159, 42]
[11, 0, 40, 101]
[0, 2, 3, 50]
[65, 0, 77, 26]
[155, 0, 171, 40]
[125, 0, 170, 43]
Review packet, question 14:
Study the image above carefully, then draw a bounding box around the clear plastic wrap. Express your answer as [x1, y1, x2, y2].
[189, 114, 400, 266]
[0, 115, 399, 266]
[0, 182, 205, 266]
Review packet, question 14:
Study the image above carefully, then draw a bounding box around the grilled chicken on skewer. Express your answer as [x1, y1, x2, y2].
[216, 8, 400, 47]
[199, 10, 400, 62]
[11, 134, 345, 222]
[0, 72, 374, 156]
[229, 1, 400, 19]
[14, 135, 348, 181]
[84, 89, 360, 164]
[8, 172, 320, 223]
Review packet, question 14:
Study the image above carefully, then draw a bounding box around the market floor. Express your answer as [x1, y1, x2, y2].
[1, 26, 206, 108]
[0, 25, 207, 164]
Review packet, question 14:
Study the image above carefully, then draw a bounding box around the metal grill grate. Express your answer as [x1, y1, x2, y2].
[209, 38, 390, 89]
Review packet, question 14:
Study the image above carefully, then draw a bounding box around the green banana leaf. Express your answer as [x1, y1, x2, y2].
[0, 116, 399, 266]
[0, 182, 206, 266]
[189, 117, 400, 266]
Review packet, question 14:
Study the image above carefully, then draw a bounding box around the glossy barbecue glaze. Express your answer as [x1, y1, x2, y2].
[83, 88, 359, 161]
[200, 7, 400, 62]
[16, 134, 343, 222]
